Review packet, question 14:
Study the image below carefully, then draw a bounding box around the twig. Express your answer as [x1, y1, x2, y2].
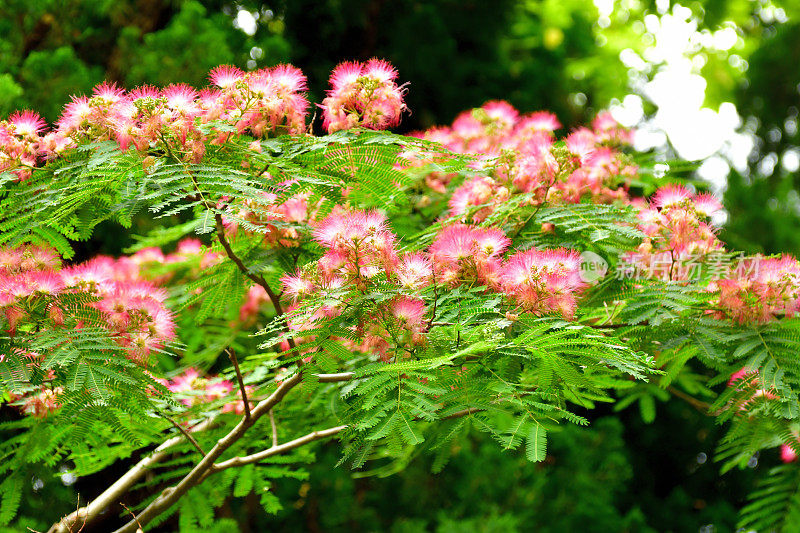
[442, 407, 483, 420]
[667, 386, 711, 413]
[227, 348, 251, 420]
[206, 425, 347, 474]
[75, 495, 87, 533]
[119, 503, 143, 533]
[214, 213, 278, 309]
[214, 212, 297, 351]
[158, 412, 206, 457]
[317, 372, 355, 383]
[269, 410, 278, 447]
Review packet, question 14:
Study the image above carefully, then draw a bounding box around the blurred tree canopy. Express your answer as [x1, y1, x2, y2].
[2, 1, 799, 531]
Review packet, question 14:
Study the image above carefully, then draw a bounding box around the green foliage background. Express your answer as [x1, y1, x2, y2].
[1, 0, 798, 531]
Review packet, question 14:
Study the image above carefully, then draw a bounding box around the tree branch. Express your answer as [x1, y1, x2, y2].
[317, 372, 355, 383]
[47, 418, 215, 533]
[159, 412, 206, 457]
[48, 371, 354, 533]
[112, 373, 304, 533]
[214, 212, 297, 351]
[227, 348, 251, 420]
[269, 410, 278, 447]
[214, 212, 283, 315]
[667, 385, 711, 413]
[205, 425, 347, 475]
[442, 407, 483, 420]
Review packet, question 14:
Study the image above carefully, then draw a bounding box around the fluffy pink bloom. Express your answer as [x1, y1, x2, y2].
[482, 100, 519, 131]
[92, 81, 126, 103]
[516, 111, 561, 133]
[239, 285, 269, 322]
[625, 185, 725, 281]
[8, 110, 46, 136]
[430, 224, 510, 287]
[592, 111, 633, 144]
[321, 59, 406, 133]
[313, 210, 390, 250]
[58, 96, 93, 131]
[500, 248, 585, 319]
[209, 65, 245, 88]
[565, 128, 596, 164]
[271, 64, 308, 94]
[782, 444, 798, 463]
[163, 84, 200, 114]
[391, 296, 427, 326]
[280, 273, 317, 302]
[396, 253, 433, 289]
[329, 61, 367, 91]
[0, 246, 175, 364]
[692, 193, 723, 217]
[652, 184, 693, 209]
[715, 255, 800, 323]
[449, 176, 510, 222]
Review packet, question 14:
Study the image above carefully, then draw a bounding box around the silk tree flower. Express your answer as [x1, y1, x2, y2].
[626, 185, 725, 281]
[592, 111, 634, 145]
[311, 210, 399, 282]
[448, 176, 510, 222]
[0, 110, 48, 182]
[413, 101, 635, 210]
[163, 368, 246, 410]
[429, 224, 510, 288]
[500, 247, 585, 319]
[0, 247, 176, 363]
[395, 253, 434, 289]
[320, 59, 407, 133]
[712, 255, 800, 324]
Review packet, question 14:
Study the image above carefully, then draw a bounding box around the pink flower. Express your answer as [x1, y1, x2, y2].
[652, 184, 693, 209]
[209, 65, 245, 88]
[239, 285, 269, 322]
[313, 210, 390, 250]
[782, 444, 798, 463]
[391, 296, 427, 326]
[716, 255, 800, 323]
[396, 253, 433, 289]
[280, 273, 317, 302]
[449, 176, 509, 222]
[8, 110, 46, 137]
[92, 81, 126, 104]
[320, 58, 406, 133]
[430, 224, 510, 288]
[592, 111, 633, 144]
[516, 111, 561, 134]
[500, 248, 585, 319]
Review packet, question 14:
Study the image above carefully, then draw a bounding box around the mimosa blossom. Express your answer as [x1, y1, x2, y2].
[320, 59, 407, 133]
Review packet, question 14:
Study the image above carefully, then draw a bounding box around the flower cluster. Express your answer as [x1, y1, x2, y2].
[8, 385, 62, 418]
[501, 248, 585, 319]
[1, 64, 311, 181]
[0, 245, 176, 363]
[627, 184, 724, 281]
[0, 111, 49, 182]
[160, 368, 253, 415]
[229, 179, 319, 249]
[429, 224, 509, 288]
[712, 256, 800, 324]
[281, 210, 588, 362]
[320, 59, 407, 133]
[280, 210, 427, 361]
[413, 101, 634, 222]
